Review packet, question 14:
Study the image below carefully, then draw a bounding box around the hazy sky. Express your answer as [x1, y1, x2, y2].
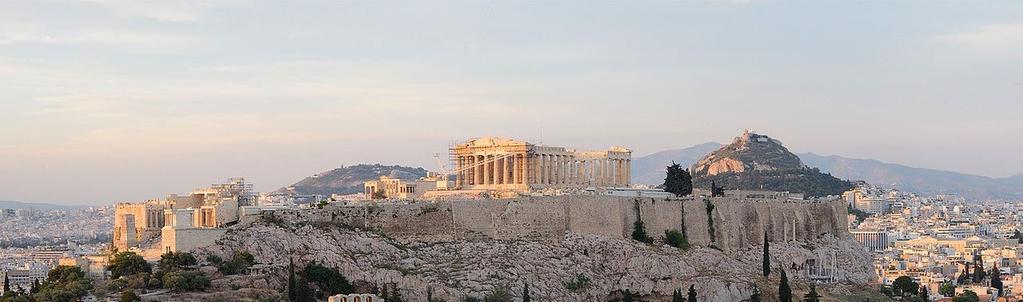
[2, 1, 1022, 205]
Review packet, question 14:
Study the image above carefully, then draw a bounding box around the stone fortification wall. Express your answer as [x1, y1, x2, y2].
[271, 196, 848, 253]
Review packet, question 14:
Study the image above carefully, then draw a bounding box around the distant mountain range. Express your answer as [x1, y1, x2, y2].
[798, 153, 1023, 200]
[0, 200, 89, 210]
[633, 141, 1023, 200]
[280, 164, 429, 196]
[631, 142, 722, 186]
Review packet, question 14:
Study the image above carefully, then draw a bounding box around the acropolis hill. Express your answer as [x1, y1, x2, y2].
[205, 195, 873, 301]
[108, 135, 876, 301]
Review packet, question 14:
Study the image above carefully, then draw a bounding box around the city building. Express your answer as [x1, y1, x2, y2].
[113, 178, 254, 255]
[851, 229, 891, 251]
[363, 173, 451, 199]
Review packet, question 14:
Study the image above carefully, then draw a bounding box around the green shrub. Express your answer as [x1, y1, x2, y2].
[563, 274, 591, 292]
[664, 229, 690, 251]
[162, 270, 210, 291]
[218, 251, 256, 275]
[304, 262, 354, 296]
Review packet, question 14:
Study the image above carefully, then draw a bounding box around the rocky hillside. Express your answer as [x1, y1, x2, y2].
[633, 139, 1023, 200]
[691, 132, 854, 197]
[194, 216, 877, 302]
[280, 164, 429, 196]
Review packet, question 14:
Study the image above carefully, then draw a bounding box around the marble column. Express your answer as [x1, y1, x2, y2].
[541, 154, 548, 185]
[626, 159, 631, 186]
[456, 156, 463, 187]
[557, 156, 564, 185]
[483, 155, 489, 185]
[473, 156, 481, 185]
[505, 156, 511, 184]
[511, 154, 518, 185]
[492, 156, 498, 185]
[496, 157, 503, 185]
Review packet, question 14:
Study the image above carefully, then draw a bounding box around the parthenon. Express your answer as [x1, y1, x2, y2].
[450, 137, 632, 191]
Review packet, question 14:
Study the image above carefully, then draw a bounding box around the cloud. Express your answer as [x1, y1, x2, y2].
[86, 0, 242, 22]
[0, 27, 197, 52]
[937, 24, 1023, 56]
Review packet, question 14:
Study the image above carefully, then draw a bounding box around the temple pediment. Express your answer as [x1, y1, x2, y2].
[458, 136, 530, 148]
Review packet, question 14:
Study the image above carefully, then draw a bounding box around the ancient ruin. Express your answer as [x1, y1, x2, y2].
[449, 136, 632, 191]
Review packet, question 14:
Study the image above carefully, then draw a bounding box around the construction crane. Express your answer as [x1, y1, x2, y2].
[433, 153, 450, 177]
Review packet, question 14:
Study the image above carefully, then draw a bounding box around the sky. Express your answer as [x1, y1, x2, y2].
[2, 1, 1022, 205]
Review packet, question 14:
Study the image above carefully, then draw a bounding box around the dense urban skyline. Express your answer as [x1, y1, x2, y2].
[2, 1, 1022, 205]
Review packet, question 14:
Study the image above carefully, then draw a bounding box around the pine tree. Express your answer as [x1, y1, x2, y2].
[803, 285, 820, 302]
[523, 283, 531, 302]
[779, 269, 792, 302]
[991, 264, 1004, 297]
[288, 257, 297, 302]
[687, 285, 697, 302]
[762, 232, 771, 277]
[663, 162, 693, 197]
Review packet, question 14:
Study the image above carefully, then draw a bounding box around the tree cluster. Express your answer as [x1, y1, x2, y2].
[693, 168, 854, 198]
[211, 251, 256, 275]
[97, 251, 212, 299]
[287, 259, 356, 302]
[1, 266, 92, 302]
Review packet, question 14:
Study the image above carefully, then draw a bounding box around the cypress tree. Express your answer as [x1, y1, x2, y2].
[973, 255, 985, 283]
[631, 203, 652, 244]
[959, 262, 971, 284]
[522, 283, 530, 302]
[687, 285, 697, 302]
[920, 285, 929, 301]
[672, 289, 684, 302]
[750, 288, 762, 302]
[991, 264, 1004, 297]
[762, 232, 771, 277]
[779, 269, 792, 302]
[3, 273, 9, 293]
[623, 289, 634, 302]
[288, 258, 297, 302]
[392, 285, 404, 302]
[803, 285, 820, 302]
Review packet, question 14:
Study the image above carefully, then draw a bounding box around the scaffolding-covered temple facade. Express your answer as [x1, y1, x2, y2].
[450, 137, 632, 191]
